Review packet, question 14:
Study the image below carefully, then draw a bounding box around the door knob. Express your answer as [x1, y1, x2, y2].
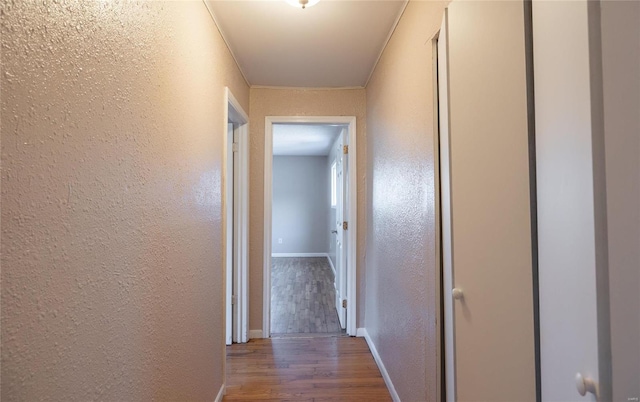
[575, 372, 598, 398]
[452, 288, 464, 300]
[331, 230, 338, 234]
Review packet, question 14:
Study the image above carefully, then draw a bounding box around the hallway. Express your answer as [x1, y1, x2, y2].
[224, 337, 392, 401]
[2, 1, 638, 401]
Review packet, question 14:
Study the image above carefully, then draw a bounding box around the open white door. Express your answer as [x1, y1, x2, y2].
[334, 129, 347, 329]
[225, 122, 234, 346]
[224, 88, 249, 345]
[437, 13, 456, 401]
[231, 126, 241, 342]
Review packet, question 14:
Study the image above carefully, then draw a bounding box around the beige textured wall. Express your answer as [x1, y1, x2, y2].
[1, 1, 249, 400]
[248, 88, 366, 331]
[365, 1, 446, 401]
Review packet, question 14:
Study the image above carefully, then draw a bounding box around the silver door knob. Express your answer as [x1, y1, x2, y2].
[452, 288, 464, 300]
[575, 372, 598, 398]
[331, 230, 338, 234]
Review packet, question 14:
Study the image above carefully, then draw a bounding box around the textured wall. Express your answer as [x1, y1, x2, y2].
[272, 156, 329, 254]
[248, 88, 366, 332]
[365, 1, 446, 401]
[1, 1, 249, 400]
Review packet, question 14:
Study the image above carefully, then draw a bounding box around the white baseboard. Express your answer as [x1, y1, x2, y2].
[356, 327, 367, 337]
[214, 383, 225, 402]
[271, 253, 328, 258]
[361, 328, 400, 402]
[326, 255, 336, 277]
[249, 329, 263, 339]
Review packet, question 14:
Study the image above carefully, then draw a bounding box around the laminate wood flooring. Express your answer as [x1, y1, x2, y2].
[271, 257, 343, 335]
[223, 337, 392, 401]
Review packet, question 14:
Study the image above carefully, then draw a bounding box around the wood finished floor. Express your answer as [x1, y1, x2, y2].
[223, 337, 392, 401]
[271, 257, 343, 335]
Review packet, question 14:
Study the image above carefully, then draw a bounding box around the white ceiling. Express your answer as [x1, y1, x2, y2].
[204, 0, 407, 87]
[273, 124, 343, 155]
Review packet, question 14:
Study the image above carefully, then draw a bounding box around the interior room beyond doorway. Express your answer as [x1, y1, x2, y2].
[270, 123, 348, 337]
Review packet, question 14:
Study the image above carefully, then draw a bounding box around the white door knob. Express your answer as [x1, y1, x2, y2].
[575, 372, 598, 398]
[452, 288, 464, 300]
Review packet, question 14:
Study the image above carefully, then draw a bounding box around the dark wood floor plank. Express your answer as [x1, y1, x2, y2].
[223, 337, 392, 401]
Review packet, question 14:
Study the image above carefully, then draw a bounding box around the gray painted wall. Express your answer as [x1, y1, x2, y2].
[272, 156, 330, 254]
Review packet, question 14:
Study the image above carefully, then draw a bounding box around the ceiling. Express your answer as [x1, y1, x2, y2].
[273, 124, 343, 155]
[204, 0, 407, 88]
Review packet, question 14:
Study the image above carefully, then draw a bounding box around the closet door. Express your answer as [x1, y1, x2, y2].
[533, 1, 611, 400]
[443, 1, 537, 400]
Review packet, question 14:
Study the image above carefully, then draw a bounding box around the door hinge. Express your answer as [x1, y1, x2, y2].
[343, 221, 348, 230]
[343, 145, 349, 154]
[232, 143, 239, 153]
[231, 295, 237, 305]
[342, 299, 347, 308]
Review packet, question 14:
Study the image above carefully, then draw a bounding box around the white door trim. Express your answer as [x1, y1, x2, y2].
[263, 116, 358, 337]
[224, 87, 249, 346]
[225, 121, 233, 345]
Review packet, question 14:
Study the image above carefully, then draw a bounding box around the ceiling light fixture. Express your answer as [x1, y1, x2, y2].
[285, 0, 320, 9]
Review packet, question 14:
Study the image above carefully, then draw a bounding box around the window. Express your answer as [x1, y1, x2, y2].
[331, 161, 337, 208]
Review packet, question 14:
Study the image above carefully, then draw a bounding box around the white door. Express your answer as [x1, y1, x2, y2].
[225, 87, 249, 344]
[437, 14, 456, 401]
[232, 126, 240, 343]
[440, 2, 537, 400]
[533, 1, 610, 400]
[226, 123, 241, 345]
[334, 130, 347, 329]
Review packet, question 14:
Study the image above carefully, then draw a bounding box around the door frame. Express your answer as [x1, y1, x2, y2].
[223, 87, 249, 345]
[435, 11, 456, 402]
[263, 116, 358, 337]
[433, 21, 445, 402]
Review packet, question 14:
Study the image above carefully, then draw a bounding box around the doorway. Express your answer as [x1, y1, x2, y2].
[224, 88, 249, 345]
[263, 116, 358, 338]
